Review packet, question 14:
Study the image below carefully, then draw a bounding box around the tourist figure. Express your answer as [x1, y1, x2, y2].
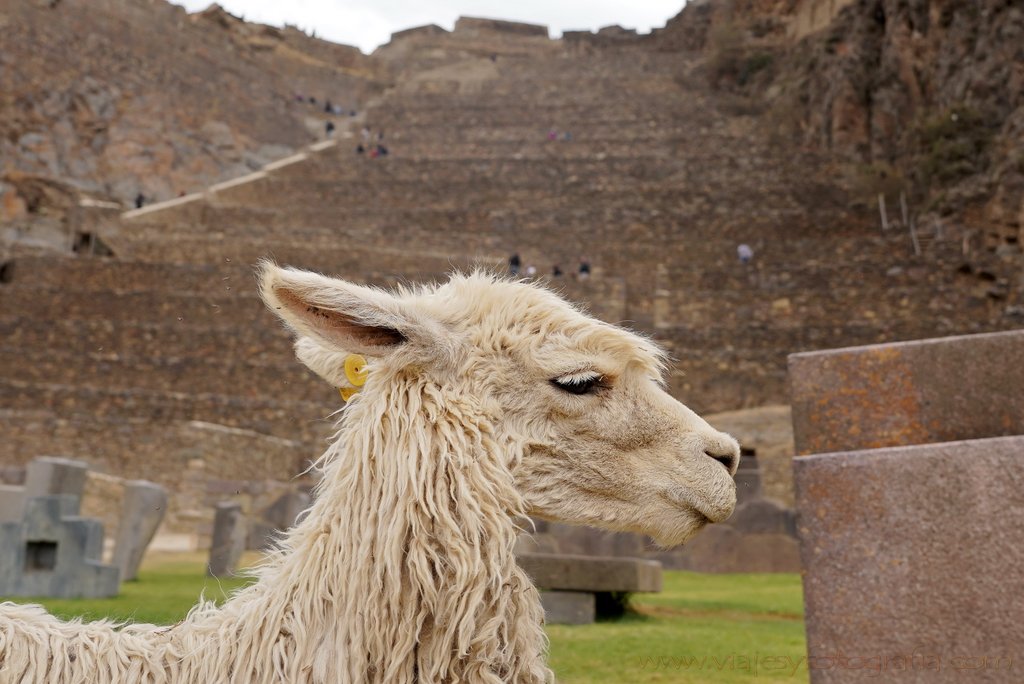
[509, 253, 521, 276]
[737, 243, 754, 265]
[134, 193, 145, 209]
[376, 144, 388, 157]
[578, 256, 591, 280]
[325, 99, 333, 113]
[356, 144, 365, 155]
[547, 129, 558, 142]
[325, 121, 335, 137]
[526, 265, 537, 277]
[552, 264, 563, 277]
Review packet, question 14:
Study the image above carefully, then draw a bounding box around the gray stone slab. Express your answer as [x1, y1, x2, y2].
[514, 532, 562, 555]
[529, 521, 647, 558]
[0, 465, 25, 486]
[729, 499, 796, 536]
[0, 495, 119, 598]
[540, 591, 595, 625]
[655, 524, 801, 573]
[248, 490, 311, 550]
[789, 330, 1024, 455]
[24, 456, 89, 499]
[794, 436, 1024, 683]
[734, 470, 762, 506]
[208, 501, 247, 577]
[0, 484, 26, 523]
[0, 522, 25, 584]
[112, 480, 168, 581]
[517, 552, 661, 593]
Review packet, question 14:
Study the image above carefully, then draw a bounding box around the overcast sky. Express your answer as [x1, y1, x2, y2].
[173, 1, 685, 54]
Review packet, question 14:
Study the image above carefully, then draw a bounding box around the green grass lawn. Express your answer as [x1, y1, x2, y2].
[6, 552, 258, 625]
[4, 554, 808, 682]
[549, 572, 808, 683]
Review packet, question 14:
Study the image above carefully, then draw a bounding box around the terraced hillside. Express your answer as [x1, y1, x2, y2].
[0, 18, 1017, 538]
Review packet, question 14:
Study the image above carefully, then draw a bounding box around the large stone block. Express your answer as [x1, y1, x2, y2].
[788, 330, 1024, 455]
[247, 489, 311, 550]
[112, 480, 168, 581]
[24, 456, 89, 499]
[540, 591, 595, 625]
[729, 498, 796, 536]
[0, 495, 120, 598]
[734, 455, 763, 506]
[530, 521, 647, 558]
[0, 484, 26, 523]
[517, 553, 661, 593]
[453, 16, 549, 37]
[654, 524, 801, 573]
[207, 502, 247, 577]
[794, 437, 1024, 683]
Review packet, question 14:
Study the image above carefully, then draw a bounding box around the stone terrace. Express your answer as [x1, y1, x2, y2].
[1, 20, 1017, 518]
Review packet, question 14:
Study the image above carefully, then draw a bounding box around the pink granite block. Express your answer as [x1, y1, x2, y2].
[794, 437, 1024, 683]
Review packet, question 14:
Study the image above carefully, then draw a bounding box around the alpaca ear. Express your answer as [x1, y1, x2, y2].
[259, 262, 429, 357]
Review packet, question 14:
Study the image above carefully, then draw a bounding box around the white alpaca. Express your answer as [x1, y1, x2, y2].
[0, 266, 739, 683]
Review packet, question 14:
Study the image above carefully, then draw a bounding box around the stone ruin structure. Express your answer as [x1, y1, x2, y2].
[206, 489, 311, 577]
[1, 16, 1020, 565]
[518, 553, 662, 625]
[0, 456, 169, 598]
[789, 329, 1023, 683]
[0, 495, 119, 599]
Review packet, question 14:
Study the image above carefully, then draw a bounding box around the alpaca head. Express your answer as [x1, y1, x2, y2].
[260, 264, 739, 547]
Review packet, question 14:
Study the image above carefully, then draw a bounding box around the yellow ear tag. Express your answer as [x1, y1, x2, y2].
[344, 354, 368, 387]
[339, 354, 369, 403]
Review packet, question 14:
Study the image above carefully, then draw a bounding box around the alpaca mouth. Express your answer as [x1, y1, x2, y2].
[661, 488, 733, 524]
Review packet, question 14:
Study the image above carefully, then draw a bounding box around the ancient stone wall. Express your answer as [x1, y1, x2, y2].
[453, 17, 549, 38]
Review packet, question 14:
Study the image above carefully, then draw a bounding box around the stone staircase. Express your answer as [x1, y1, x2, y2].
[1, 24, 1015, 513]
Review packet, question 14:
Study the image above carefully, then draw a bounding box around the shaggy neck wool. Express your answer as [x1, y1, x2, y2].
[0, 374, 551, 683]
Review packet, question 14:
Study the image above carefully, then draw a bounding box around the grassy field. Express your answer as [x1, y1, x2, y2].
[4, 553, 808, 683]
[549, 572, 807, 683]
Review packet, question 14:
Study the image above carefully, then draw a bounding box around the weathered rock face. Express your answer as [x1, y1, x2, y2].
[656, 0, 1024, 303]
[782, 0, 1022, 175]
[0, 0, 386, 212]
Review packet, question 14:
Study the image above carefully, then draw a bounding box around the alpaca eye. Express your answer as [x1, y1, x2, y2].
[551, 373, 603, 395]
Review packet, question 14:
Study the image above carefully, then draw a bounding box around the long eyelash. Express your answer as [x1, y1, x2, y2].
[551, 372, 605, 396]
[555, 370, 601, 384]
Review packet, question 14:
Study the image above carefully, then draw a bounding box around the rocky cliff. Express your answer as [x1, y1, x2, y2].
[656, 0, 1023, 304]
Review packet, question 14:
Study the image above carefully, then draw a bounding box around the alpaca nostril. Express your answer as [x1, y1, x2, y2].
[705, 449, 736, 474]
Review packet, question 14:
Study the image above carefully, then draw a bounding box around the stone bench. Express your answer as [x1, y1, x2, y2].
[516, 552, 661, 625]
